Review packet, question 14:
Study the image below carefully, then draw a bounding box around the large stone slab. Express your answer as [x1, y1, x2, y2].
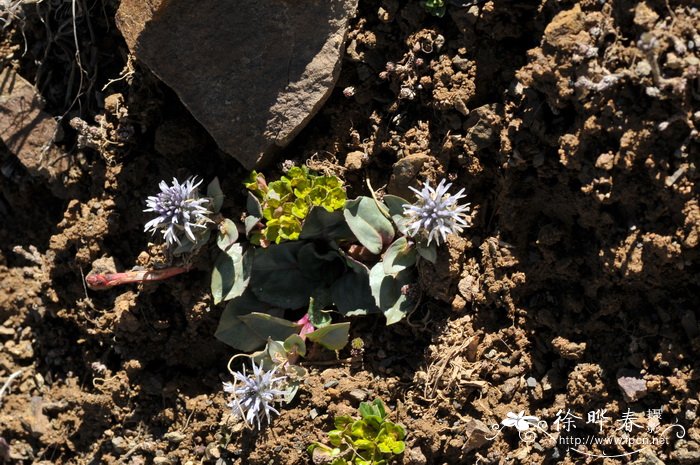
[116, 0, 357, 169]
[0, 68, 68, 180]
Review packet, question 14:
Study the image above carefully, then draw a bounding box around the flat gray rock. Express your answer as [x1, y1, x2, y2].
[116, 0, 357, 169]
[0, 68, 67, 180]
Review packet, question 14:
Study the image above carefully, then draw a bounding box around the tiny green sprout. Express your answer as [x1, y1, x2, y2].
[421, 0, 446, 17]
[351, 337, 365, 351]
[245, 166, 346, 244]
[308, 398, 406, 465]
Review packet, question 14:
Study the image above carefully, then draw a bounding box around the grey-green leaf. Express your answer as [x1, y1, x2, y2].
[299, 207, 354, 241]
[306, 322, 351, 351]
[343, 197, 395, 255]
[249, 243, 315, 308]
[383, 236, 417, 275]
[284, 334, 307, 357]
[246, 191, 263, 218]
[216, 219, 239, 252]
[369, 264, 415, 325]
[207, 177, 225, 213]
[416, 241, 438, 263]
[331, 262, 379, 316]
[215, 305, 300, 352]
[211, 245, 251, 304]
[382, 194, 411, 235]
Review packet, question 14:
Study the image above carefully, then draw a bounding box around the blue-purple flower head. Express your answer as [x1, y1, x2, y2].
[403, 179, 471, 245]
[223, 362, 287, 429]
[144, 177, 213, 246]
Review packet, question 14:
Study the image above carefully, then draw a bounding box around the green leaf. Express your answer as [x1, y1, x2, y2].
[211, 246, 251, 304]
[206, 177, 225, 213]
[215, 305, 300, 352]
[343, 197, 395, 255]
[244, 215, 261, 236]
[416, 241, 437, 264]
[359, 398, 386, 421]
[299, 207, 354, 242]
[382, 194, 411, 235]
[246, 191, 263, 218]
[334, 415, 354, 429]
[331, 263, 379, 316]
[249, 242, 315, 308]
[382, 237, 417, 275]
[216, 219, 239, 252]
[307, 297, 332, 328]
[297, 242, 344, 285]
[307, 322, 351, 351]
[284, 334, 307, 357]
[369, 264, 415, 325]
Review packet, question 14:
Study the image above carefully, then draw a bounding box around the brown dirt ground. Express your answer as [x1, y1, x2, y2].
[1, 1, 698, 464]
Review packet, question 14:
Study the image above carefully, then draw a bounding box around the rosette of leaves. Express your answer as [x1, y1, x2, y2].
[244, 167, 346, 245]
[212, 173, 437, 353]
[308, 398, 406, 465]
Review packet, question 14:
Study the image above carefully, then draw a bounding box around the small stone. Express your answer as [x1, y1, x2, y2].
[344, 151, 367, 171]
[309, 408, 319, 420]
[111, 437, 128, 454]
[164, 431, 186, 444]
[153, 457, 172, 465]
[526, 377, 538, 388]
[551, 336, 586, 360]
[404, 446, 427, 465]
[617, 369, 648, 402]
[205, 443, 221, 460]
[463, 419, 491, 453]
[0, 69, 68, 182]
[636, 60, 652, 76]
[595, 152, 615, 170]
[323, 379, 339, 389]
[348, 389, 368, 403]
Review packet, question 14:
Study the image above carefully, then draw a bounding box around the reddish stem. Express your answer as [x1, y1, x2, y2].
[85, 266, 190, 291]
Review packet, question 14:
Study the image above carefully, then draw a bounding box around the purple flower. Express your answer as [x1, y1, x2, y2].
[223, 362, 287, 429]
[144, 177, 212, 246]
[403, 179, 471, 245]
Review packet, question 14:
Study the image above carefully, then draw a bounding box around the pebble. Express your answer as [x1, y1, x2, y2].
[111, 436, 128, 454]
[164, 431, 186, 444]
[404, 446, 427, 465]
[309, 408, 319, 420]
[323, 380, 339, 389]
[348, 389, 368, 402]
[617, 370, 648, 402]
[526, 377, 538, 388]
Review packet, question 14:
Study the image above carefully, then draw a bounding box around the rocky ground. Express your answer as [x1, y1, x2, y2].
[0, 1, 698, 464]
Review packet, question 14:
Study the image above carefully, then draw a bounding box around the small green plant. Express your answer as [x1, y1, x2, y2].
[245, 166, 346, 245]
[421, 0, 446, 17]
[308, 398, 406, 465]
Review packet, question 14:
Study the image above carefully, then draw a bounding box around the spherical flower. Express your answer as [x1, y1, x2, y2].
[144, 177, 212, 246]
[223, 362, 287, 429]
[403, 178, 471, 245]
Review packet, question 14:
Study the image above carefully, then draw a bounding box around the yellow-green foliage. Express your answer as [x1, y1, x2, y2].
[245, 166, 346, 244]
